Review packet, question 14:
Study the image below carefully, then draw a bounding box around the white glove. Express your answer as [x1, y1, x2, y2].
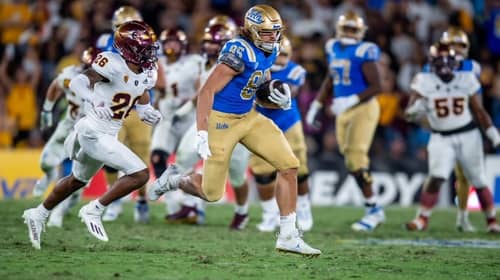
[330, 95, 360, 115]
[136, 103, 162, 126]
[92, 102, 114, 120]
[306, 100, 323, 127]
[486, 126, 500, 148]
[268, 83, 291, 110]
[196, 130, 212, 160]
[405, 98, 427, 122]
[40, 110, 53, 129]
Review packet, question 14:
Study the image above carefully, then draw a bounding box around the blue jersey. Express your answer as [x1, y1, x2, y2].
[256, 61, 306, 132]
[422, 59, 482, 93]
[325, 39, 380, 98]
[213, 36, 278, 114]
[96, 33, 118, 53]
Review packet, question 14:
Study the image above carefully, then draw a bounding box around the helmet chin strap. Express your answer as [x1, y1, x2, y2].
[339, 38, 358, 45]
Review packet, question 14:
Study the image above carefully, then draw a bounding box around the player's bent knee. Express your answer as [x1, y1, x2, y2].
[254, 172, 277, 184]
[204, 189, 224, 202]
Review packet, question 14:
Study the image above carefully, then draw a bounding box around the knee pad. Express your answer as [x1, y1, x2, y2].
[151, 149, 169, 178]
[103, 165, 118, 173]
[350, 169, 372, 189]
[298, 174, 309, 184]
[254, 172, 277, 185]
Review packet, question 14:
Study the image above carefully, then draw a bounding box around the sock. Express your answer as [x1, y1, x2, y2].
[183, 194, 199, 208]
[297, 194, 310, 207]
[279, 212, 297, 236]
[37, 204, 50, 218]
[364, 195, 377, 209]
[457, 209, 468, 220]
[420, 191, 439, 209]
[92, 199, 106, 213]
[417, 207, 432, 218]
[261, 197, 279, 214]
[234, 202, 249, 215]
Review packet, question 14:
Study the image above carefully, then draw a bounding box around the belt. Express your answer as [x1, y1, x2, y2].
[432, 121, 477, 136]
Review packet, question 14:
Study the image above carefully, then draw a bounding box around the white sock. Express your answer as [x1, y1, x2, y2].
[417, 207, 432, 218]
[183, 194, 199, 208]
[457, 209, 468, 219]
[92, 199, 106, 213]
[279, 212, 297, 236]
[234, 202, 249, 215]
[297, 194, 310, 208]
[261, 197, 279, 214]
[365, 196, 377, 208]
[36, 204, 50, 218]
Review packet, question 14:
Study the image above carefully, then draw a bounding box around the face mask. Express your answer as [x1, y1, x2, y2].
[339, 38, 358, 45]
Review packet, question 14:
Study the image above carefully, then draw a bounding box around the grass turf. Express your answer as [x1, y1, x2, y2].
[1, 199, 500, 279]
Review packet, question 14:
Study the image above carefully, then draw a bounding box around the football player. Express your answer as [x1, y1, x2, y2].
[305, 11, 385, 232]
[148, 5, 320, 255]
[439, 27, 481, 232]
[404, 43, 500, 233]
[33, 47, 95, 228]
[251, 35, 313, 232]
[149, 27, 206, 219]
[22, 21, 162, 249]
[167, 16, 253, 230]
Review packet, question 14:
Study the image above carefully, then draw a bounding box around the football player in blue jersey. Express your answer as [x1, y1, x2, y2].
[423, 27, 483, 232]
[148, 4, 320, 256]
[251, 35, 314, 232]
[95, 6, 164, 223]
[306, 11, 385, 232]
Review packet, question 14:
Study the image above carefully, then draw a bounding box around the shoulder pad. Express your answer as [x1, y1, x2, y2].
[221, 38, 257, 63]
[91, 51, 122, 80]
[457, 72, 480, 96]
[355, 42, 380, 61]
[287, 64, 306, 86]
[218, 52, 245, 73]
[96, 33, 112, 51]
[410, 73, 434, 95]
[324, 38, 338, 56]
[56, 65, 79, 89]
[471, 59, 481, 77]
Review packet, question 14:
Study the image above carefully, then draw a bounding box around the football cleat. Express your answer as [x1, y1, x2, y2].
[352, 206, 385, 232]
[78, 204, 108, 242]
[32, 179, 49, 197]
[229, 213, 249, 231]
[147, 164, 180, 201]
[22, 209, 47, 249]
[257, 211, 280, 232]
[134, 200, 150, 223]
[275, 230, 321, 256]
[102, 199, 123, 222]
[296, 205, 313, 232]
[47, 206, 64, 228]
[405, 216, 428, 231]
[487, 222, 500, 233]
[456, 213, 476, 232]
[166, 205, 198, 224]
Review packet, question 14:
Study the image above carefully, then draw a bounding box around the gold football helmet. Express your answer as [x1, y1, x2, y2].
[440, 27, 469, 59]
[111, 6, 143, 30]
[280, 35, 292, 57]
[243, 4, 283, 53]
[207, 15, 238, 31]
[335, 11, 367, 44]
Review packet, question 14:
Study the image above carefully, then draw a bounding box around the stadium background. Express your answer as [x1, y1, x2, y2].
[1, 0, 500, 207]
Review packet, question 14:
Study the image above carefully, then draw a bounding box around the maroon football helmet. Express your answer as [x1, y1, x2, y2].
[159, 28, 188, 60]
[201, 24, 237, 59]
[113, 20, 158, 69]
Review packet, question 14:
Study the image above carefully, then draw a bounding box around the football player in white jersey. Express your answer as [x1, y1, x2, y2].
[149, 28, 205, 218]
[33, 47, 96, 228]
[167, 16, 252, 230]
[404, 43, 500, 233]
[22, 21, 162, 249]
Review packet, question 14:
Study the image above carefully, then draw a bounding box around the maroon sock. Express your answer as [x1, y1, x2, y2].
[476, 188, 497, 224]
[420, 191, 439, 209]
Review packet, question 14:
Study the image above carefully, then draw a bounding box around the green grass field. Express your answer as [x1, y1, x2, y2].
[1, 199, 500, 280]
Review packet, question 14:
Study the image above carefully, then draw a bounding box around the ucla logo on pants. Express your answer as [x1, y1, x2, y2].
[216, 122, 229, 129]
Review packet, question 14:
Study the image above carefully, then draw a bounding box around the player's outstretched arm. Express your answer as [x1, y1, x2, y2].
[470, 93, 500, 147]
[40, 79, 64, 129]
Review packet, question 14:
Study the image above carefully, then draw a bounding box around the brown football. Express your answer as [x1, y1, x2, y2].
[255, 79, 284, 109]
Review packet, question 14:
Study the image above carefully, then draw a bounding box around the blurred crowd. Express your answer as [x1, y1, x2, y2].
[1, 0, 500, 174]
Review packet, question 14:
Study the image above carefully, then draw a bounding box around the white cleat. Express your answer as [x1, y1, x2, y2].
[22, 209, 46, 249]
[102, 199, 123, 222]
[257, 211, 280, 232]
[456, 214, 476, 232]
[297, 207, 314, 232]
[275, 231, 321, 256]
[352, 206, 386, 232]
[47, 208, 64, 228]
[78, 204, 108, 242]
[147, 164, 180, 201]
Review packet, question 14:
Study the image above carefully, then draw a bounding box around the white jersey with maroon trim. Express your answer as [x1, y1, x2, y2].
[56, 65, 85, 122]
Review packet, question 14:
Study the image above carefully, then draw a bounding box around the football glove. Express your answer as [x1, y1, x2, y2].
[40, 110, 53, 130]
[136, 103, 162, 126]
[305, 100, 322, 127]
[268, 83, 291, 110]
[486, 126, 500, 148]
[196, 130, 212, 160]
[330, 95, 360, 115]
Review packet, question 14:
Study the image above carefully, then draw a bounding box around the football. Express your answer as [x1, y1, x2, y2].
[255, 79, 284, 109]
